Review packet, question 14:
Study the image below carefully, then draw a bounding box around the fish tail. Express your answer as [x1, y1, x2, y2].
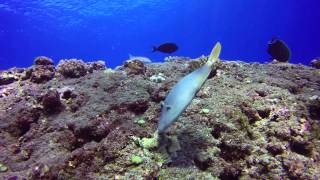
[152, 46, 157, 52]
[207, 42, 221, 66]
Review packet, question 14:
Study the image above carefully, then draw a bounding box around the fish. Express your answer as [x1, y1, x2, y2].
[267, 37, 291, 62]
[157, 42, 221, 133]
[127, 54, 152, 63]
[153, 43, 178, 53]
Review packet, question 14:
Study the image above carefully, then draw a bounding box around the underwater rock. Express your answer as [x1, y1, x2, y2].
[164, 56, 190, 62]
[6, 104, 41, 137]
[87, 61, 106, 71]
[17, 56, 56, 83]
[0, 58, 319, 179]
[57, 59, 88, 78]
[219, 165, 241, 180]
[266, 141, 285, 155]
[0, 71, 18, 85]
[115, 99, 149, 114]
[28, 64, 55, 83]
[240, 102, 261, 124]
[306, 96, 320, 120]
[310, 58, 320, 69]
[34, 56, 54, 66]
[187, 55, 208, 71]
[58, 86, 76, 100]
[193, 152, 212, 171]
[0, 68, 28, 85]
[290, 137, 314, 157]
[41, 89, 62, 114]
[127, 55, 152, 63]
[218, 139, 252, 161]
[67, 92, 88, 113]
[148, 85, 167, 102]
[282, 153, 318, 179]
[123, 59, 146, 75]
[187, 56, 220, 78]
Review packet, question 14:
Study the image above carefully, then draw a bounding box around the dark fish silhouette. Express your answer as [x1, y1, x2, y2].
[267, 37, 291, 62]
[153, 43, 178, 53]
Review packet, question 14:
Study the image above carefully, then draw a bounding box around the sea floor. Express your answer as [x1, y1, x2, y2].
[0, 57, 319, 179]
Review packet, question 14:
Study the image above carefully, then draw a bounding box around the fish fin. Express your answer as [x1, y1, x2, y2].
[207, 42, 221, 66]
[129, 54, 134, 59]
[160, 101, 164, 108]
[152, 46, 157, 52]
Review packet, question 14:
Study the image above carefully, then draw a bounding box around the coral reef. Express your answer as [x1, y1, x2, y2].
[56, 59, 106, 78]
[310, 57, 320, 69]
[25, 56, 55, 83]
[57, 59, 89, 78]
[34, 56, 54, 66]
[87, 61, 106, 71]
[41, 89, 62, 114]
[0, 57, 319, 179]
[164, 56, 190, 62]
[0, 71, 18, 85]
[123, 59, 146, 75]
[28, 65, 55, 83]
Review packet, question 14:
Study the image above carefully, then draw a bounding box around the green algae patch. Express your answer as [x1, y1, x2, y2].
[131, 155, 144, 165]
[130, 132, 159, 150]
[103, 68, 115, 74]
[141, 136, 158, 149]
[200, 108, 210, 114]
[134, 117, 145, 126]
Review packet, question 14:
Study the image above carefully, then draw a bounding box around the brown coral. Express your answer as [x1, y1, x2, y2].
[310, 58, 320, 69]
[123, 60, 146, 75]
[57, 59, 88, 78]
[28, 65, 55, 83]
[34, 56, 54, 66]
[41, 89, 62, 114]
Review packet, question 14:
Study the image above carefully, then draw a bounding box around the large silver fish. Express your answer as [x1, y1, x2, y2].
[158, 42, 221, 133]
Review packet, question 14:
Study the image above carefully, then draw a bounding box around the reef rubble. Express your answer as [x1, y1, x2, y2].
[0, 57, 319, 179]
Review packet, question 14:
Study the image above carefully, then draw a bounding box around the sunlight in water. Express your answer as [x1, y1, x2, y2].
[0, 0, 179, 28]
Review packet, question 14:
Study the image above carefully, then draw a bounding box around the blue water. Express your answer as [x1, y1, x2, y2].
[0, 1, 319, 70]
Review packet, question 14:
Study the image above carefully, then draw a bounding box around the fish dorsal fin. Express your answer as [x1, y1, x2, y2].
[207, 42, 222, 66]
[129, 54, 134, 59]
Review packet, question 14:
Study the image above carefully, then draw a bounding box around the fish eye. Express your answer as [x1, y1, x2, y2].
[166, 106, 171, 111]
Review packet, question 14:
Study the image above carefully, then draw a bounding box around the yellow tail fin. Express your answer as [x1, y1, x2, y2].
[207, 42, 221, 66]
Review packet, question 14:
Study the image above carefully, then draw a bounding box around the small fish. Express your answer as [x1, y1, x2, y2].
[153, 43, 178, 53]
[127, 54, 152, 63]
[157, 42, 221, 133]
[267, 37, 291, 62]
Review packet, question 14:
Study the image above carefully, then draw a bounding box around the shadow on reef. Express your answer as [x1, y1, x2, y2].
[158, 128, 214, 171]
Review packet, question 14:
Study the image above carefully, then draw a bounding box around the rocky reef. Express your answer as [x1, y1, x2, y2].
[0, 57, 319, 179]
